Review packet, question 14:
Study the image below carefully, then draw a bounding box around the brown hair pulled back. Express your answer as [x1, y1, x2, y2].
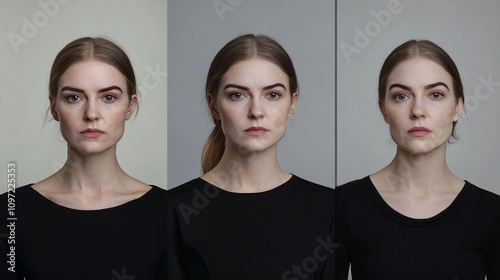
[49, 37, 137, 106]
[202, 34, 298, 173]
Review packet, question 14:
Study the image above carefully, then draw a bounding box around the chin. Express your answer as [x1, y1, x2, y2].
[235, 143, 275, 155]
[71, 144, 116, 156]
[400, 143, 445, 156]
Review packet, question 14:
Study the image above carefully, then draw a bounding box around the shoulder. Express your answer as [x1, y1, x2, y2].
[140, 185, 170, 204]
[1, 183, 37, 202]
[290, 174, 333, 190]
[284, 175, 335, 204]
[168, 178, 205, 194]
[336, 176, 371, 194]
[166, 177, 208, 203]
[464, 181, 500, 210]
[1, 184, 41, 223]
[334, 176, 375, 212]
[286, 175, 335, 197]
[148, 184, 169, 195]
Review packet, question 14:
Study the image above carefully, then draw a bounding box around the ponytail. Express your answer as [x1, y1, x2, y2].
[201, 121, 225, 173]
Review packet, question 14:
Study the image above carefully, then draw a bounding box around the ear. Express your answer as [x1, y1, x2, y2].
[207, 93, 220, 120]
[452, 97, 463, 122]
[288, 92, 299, 117]
[378, 99, 389, 124]
[126, 94, 138, 120]
[49, 95, 59, 121]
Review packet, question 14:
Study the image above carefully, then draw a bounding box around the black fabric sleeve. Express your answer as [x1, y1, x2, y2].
[486, 217, 500, 279]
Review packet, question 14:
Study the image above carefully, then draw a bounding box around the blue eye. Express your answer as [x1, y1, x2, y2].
[430, 92, 444, 99]
[229, 92, 244, 100]
[394, 93, 408, 101]
[67, 95, 81, 103]
[103, 95, 117, 103]
[267, 92, 281, 100]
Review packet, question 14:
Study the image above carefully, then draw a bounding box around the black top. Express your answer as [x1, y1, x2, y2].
[166, 175, 335, 279]
[1, 184, 170, 280]
[335, 176, 500, 280]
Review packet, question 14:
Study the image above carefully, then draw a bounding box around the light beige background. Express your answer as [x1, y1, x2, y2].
[0, 0, 167, 192]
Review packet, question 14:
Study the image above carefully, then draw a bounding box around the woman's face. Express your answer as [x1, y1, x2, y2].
[209, 58, 298, 154]
[50, 60, 136, 155]
[379, 57, 463, 155]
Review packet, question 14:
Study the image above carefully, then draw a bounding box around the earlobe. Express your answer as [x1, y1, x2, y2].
[288, 92, 299, 117]
[207, 93, 220, 120]
[126, 94, 138, 119]
[378, 100, 389, 124]
[453, 97, 464, 121]
[49, 95, 59, 121]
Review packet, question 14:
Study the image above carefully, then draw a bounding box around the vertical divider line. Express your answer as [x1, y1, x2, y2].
[334, 0, 338, 189]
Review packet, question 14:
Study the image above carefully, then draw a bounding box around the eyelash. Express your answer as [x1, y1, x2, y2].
[64, 94, 118, 103]
[228, 92, 245, 100]
[227, 91, 283, 100]
[66, 95, 82, 103]
[429, 91, 444, 99]
[103, 94, 117, 103]
[266, 91, 282, 100]
[392, 91, 445, 102]
[392, 93, 408, 102]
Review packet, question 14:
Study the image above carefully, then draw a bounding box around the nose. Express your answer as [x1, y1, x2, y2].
[248, 97, 264, 119]
[410, 96, 426, 119]
[83, 100, 100, 121]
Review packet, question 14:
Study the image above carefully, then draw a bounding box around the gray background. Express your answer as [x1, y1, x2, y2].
[0, 0, 167, 192]
[337, 0, 500, 197]
[167, 0, 336, 188]
[338, 1, 500, 278]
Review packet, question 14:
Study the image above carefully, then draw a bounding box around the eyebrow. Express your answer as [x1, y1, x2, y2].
[60, 85, 123, 93]
[223, 83, 287, 91]
[388, 82, 449, 91]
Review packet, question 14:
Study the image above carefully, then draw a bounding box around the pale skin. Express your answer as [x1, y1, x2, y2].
[201, 58, 298, 193]
[33, 60, 150, 210]
[370, 57, 464, 219]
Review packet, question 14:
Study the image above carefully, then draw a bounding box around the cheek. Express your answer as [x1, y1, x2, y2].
[56, 106, 79, 128]
[219, 109, 244, 135]
[445, 105, 459, 121]
[385, 109, 404, 127]
[270, 109, 289, 128]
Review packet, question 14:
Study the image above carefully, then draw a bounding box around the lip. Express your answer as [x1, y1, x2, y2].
[244, 126, 268, 136]
[81, 128, 104, 138]
[407, 126, 431, 137]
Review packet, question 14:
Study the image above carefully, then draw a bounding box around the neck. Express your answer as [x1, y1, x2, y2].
[378, 144, 460, 192]
[55, 145, 128, 192]
[203, 143, 290, 193]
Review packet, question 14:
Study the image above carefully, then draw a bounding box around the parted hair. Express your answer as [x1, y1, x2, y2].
[378, 39, 464, 139]
[49, 37, 137, 104]
[202, 34, 298, 173]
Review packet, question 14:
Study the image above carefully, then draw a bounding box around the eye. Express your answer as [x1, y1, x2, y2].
[229, 92, 244, 100]
[393, 93, 408, 102]
[430, 91, 444, 99]
[267, 91, 282, 100]
[66, 95, 81, 103]
[103, 95, 117, 103]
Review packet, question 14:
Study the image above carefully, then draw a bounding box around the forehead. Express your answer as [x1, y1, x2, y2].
[59, 60, 126, 88]
[220, 58, 289, 87]
[387, 57, 453, 88]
